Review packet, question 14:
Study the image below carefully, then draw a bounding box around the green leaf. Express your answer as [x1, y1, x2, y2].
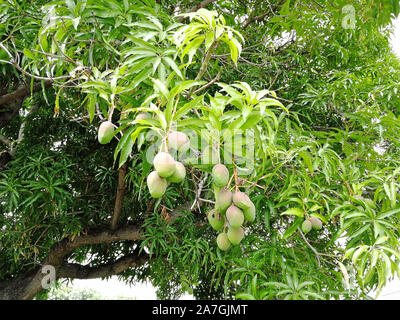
[298, 151, 314, 176]
[23, 48, 35, 60]
[235, 293, 255, 300]
[282, 217, 303, 239]
[281, 208, 304, 217]
[162, 56, 184, 80]
[87, 94, 96, 123]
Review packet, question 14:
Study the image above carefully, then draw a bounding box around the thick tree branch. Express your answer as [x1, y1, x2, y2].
[58, 251, 150, 279]
[0, 80, 53, 131]
[110, 162, 128, 231]
[0, 80, 52, 106]
[0, 224, 144, 300]
[0, 134, 10, 146]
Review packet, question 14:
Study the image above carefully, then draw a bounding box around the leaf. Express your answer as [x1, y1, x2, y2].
[282, 217, 303, 239]
[127, 67, 153, 90]
[162, 56, 184, 80]
[377, 207, 400, 219]
[352, 245, 369, 264]
[174, 95, 204, 120]
[23, 48, 35, 60]
[114, 126, 136, 163]
[170, 80, 205, 99]
[281, 208, 304, 217]
[235, 293, 255, 300]
[337, 261, 350, 289]
[298, 151, 314, 176]
[87, 93, 96, 123]
[151, 78, 170, 100]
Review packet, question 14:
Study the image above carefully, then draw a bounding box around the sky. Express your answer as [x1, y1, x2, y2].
[67, 15, 400, 301]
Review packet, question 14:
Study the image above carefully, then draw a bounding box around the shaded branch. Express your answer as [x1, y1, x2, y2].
[0, 224, 144, 300]
[110, 162, 128, 231]
[0, 80, 52, 106]
[58, 251, 150, 280]
[298, 229, 321, 267]
[0, 134, 10, 146]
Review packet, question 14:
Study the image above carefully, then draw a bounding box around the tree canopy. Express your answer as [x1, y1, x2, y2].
[1, 0, 400, 300]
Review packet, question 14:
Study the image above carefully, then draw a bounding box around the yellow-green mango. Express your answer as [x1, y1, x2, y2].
[153, 152, 176, 178]
[98, 121, 114, 144]
[301, 219, 312, 234]
[232, 191, 252, 210]
[212, 164, 230, 187]
[243, 201, 255, 223]
[216, 233, 231, 251]
[167, 162, 186, 183]
[207, 208, 224, 231]
[226, 204, 244, 228]
[227, 227, 244, 245]
[146, 171, 167, 198]
[216, 188, 233, 213]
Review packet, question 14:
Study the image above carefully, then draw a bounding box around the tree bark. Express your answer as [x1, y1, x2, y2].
[0, 80, 53, 129]
[0, 80, 52, 106]
[110, 162, 128, 231]
[0, 224, 144, 300]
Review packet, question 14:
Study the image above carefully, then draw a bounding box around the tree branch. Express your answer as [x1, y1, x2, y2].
[0, 134, 10, 147]
[298, 229, 321, 267]
[110, 162, 128, 231]
[242, 0, 287, 29]
[186, 40, 219, 99]
[192, 68, 222, 95]
[0, 224, 144, 300]
[58, 251, 150, 280]
[0, 80, 52, 106]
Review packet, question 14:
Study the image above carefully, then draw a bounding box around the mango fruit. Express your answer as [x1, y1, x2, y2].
[167, 131, 190, 152]
[147, 171, 167, 198]
[98, 121, 114, 144]
[227, 227, 244, 245]
[301, 219, 312, 234]
[232, 191, 252, 210]
[207, 208, 224, 231]
[226, 205, 244, 228]
[135, 112, 151, 121]
[216, 188, 233, 213]
[243, 201, 255, 223]
[212, 164, 230, 187]
[310, 217, 322, 230]
[167, 161, 186, 183]
[216, 232, 231, 251]
[153, 152, 176, 178]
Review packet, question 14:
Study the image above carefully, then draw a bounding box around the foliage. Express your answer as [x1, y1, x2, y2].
[1, 0, 400, 300]
[35, 282, 136, 300]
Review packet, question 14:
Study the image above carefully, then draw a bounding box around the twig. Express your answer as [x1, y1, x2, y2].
[268, 70, 281, 90]
[0, 59, 70, 81]
[186, 40, 219, 99]
[190, 173, 209, 211]
[298, 229, 321, 267]
[192, 68, 222, 95]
